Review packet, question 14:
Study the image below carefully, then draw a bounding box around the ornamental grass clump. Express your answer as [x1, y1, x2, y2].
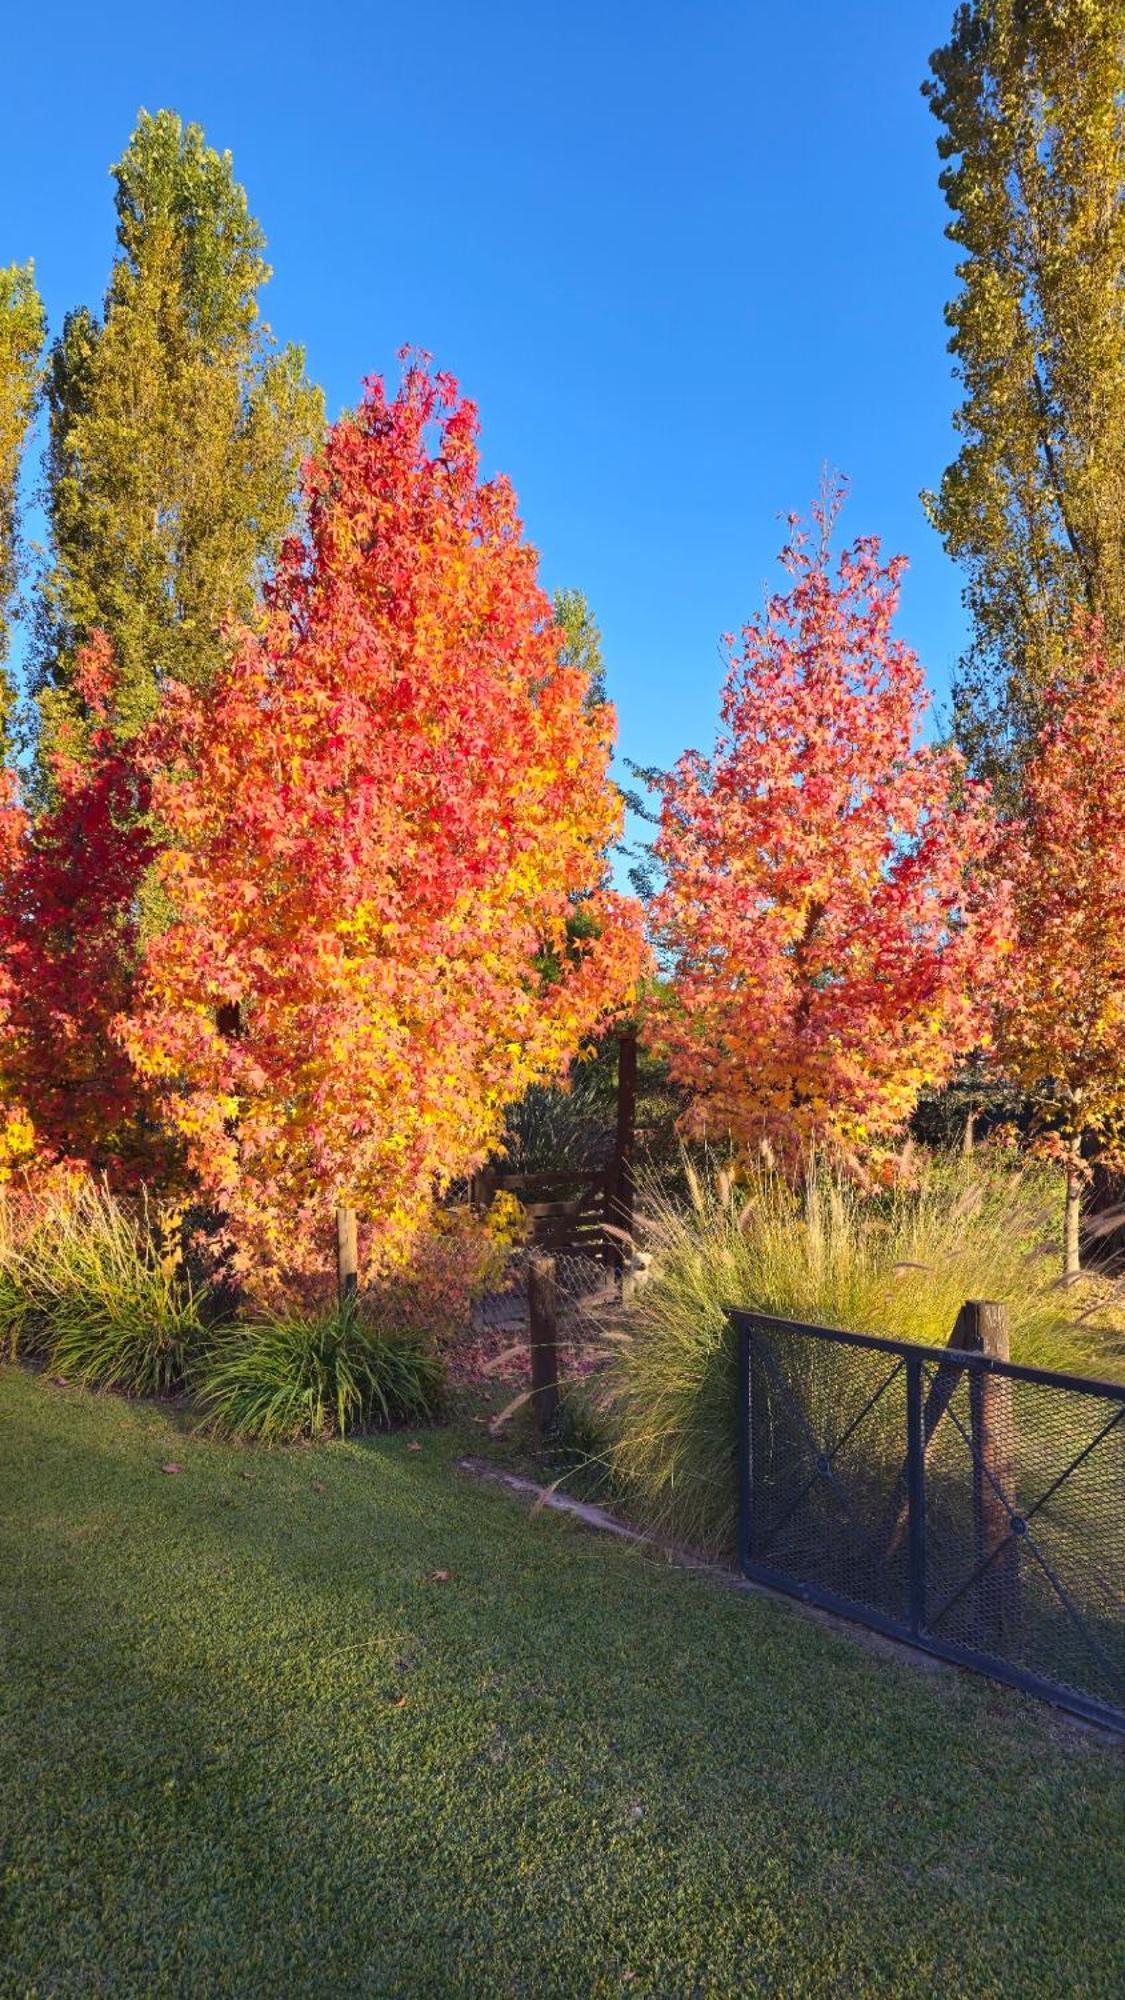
[596, 1155, 1125, 1554]
[194, 1299, 445, 1444]
[0, 1195, 29, 1359]
[13, 1178, 206, 1395]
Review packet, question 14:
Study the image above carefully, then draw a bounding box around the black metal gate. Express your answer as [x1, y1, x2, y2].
[730, 1311, 1125, 1733]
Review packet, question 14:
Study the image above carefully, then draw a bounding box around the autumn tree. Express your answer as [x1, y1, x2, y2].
[651, 501, 1008, 1172]
[925, 0, 1125, 788]
[0, 634, 159, 1176]
[123, 361, 644, 1287]
[0, 261, 46, 751]
[36, 109, 323, 751]
[994, 621, 1125, 1273]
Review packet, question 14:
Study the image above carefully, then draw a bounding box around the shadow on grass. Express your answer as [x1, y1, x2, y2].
[1, 1368, 1123, 1997]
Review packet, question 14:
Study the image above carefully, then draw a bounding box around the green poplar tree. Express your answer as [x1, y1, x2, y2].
[554, 586, 607, 706]
[0, 261, 46, 753]
[925, 0, 1125, 790]
[38, 109, 324, 745]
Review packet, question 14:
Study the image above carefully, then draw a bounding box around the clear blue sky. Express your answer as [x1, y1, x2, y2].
[5, 0, 966, 789]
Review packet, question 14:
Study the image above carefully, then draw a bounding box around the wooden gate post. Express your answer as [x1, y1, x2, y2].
[528, 1252, 560, 1439]
[336, 1205, 359, 1303]
[952, 1299, 1019, 1636]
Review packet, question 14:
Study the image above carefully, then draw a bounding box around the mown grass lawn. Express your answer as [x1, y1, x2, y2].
[1, 1365, 1122, 1998]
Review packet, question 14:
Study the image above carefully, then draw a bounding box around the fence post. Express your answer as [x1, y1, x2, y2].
[528, 1251, 560, 1439]
[336, 1205, 359, 1303]
[952, 1299, 1019, 1637]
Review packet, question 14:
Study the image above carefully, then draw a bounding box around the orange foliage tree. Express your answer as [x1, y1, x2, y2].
[651, 502, 1009, 1172]
[123, 360, 643, 1286]
[994, 621, 1125, 1273]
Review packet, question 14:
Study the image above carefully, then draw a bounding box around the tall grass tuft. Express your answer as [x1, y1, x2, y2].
[596, 1155, 1125, 1554]
[12, 1179, 207, 1394]
[194, 1299, 445, 1443]
[0, 1195, 29, 1360]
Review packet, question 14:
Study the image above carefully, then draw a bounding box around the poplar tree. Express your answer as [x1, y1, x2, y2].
[925, 1, 1125, 789]
[554, 587, 606, 706]
[37, 110, 324, 745]
[0, 261, 46, 752]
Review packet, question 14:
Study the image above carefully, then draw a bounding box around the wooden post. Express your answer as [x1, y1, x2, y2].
[336, 1205, 359, 1303]
[527, 1251, 560, 1439]
[952, 1300, 1019, 1638]
[607, 1027, 638, 1274]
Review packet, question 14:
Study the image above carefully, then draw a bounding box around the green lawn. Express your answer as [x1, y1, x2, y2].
[1, 1366, 1122, 1998]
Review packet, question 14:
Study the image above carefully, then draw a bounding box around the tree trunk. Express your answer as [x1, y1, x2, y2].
[1064, 1159, 1082, 1278]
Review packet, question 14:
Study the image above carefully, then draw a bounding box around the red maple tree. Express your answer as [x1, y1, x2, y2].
[0, 635, 158, 1177]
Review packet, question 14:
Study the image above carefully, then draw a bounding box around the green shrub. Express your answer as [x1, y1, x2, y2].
[16, 1179, 205, 1394]
[194, 1300, 445, 1443]
[596, 1156, 1125, 1554]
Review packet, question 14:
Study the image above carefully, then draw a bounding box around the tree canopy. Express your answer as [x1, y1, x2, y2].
[925, 0, 1125, 788]
[37, 109, 323, 752]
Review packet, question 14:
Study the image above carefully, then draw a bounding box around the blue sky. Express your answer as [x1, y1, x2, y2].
[5, 0, 965, 788]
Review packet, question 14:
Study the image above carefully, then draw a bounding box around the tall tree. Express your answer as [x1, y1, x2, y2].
[651, 500, 1009, 1175]
[994, 620, 1125, 1274]
[123, 362, 644, 1288]
[554, 587, 606, 706]
[925, 0, 1125, 787]
[0, 261, 46, 751]
[37, 109, 323, 746]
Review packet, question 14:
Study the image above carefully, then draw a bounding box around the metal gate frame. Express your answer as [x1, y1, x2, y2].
[731, 1310, 1125, 1733]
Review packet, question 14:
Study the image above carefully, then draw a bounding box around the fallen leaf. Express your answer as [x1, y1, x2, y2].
[161, 1462, 182, 1475]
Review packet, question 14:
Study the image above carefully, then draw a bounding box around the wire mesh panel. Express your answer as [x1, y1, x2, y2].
[733, 1311, 1125, 1733]
[746, 1327, 912, 1627]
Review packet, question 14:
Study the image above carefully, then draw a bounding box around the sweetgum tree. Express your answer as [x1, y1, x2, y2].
[994, 620, 1125, 1272]
[124, 360, 643, 1286]
[651, 499, 1009, 1174]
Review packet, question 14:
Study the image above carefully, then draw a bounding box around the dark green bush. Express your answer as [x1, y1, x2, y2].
[194, 1299, 444, 1443]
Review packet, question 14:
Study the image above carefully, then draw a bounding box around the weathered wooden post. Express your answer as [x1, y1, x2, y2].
[952, 1299, 1019, 1637]
[607, 1027, 638, 1277]
[527, 1251, 560, 1439]
[470, 1161, 498, 1214]
[336, 1205, 359, 1303]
